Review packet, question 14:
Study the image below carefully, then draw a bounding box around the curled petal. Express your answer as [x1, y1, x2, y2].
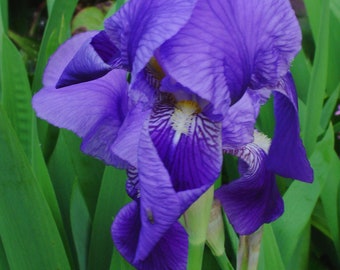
[149, 103, 222, 191]
[104, 0, 198, 77]
[33, 70, 128, 165]
[268, 73, 313, 182]
[43, 31, 99, 87]
[111, 201, 188, 270]
[216, 144, 283, 235]
[56, 31, 118, 88]
[159, 0, 301, 109]
[111, 202, 140, 265]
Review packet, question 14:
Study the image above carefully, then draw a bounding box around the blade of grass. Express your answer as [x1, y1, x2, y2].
[105, 0, 126, 19]
[47, 0, 55, 16]
[290, 50, 311, 104]
[320, 83, 340, 130]
[0, 106, 70, 269]
[60, 130, 104, 218]
[319, 128, 340, 258]
[87, 166, 129, 270]
[302, 0, 329, 156]
[1, 33, 33, 159]
[258, 225, 285, 270]
[0, 236, 10, 270]
[0, 31, 69, 262]
[0, 0, 8, 33]
[273, 124, 334, 268]
[31, 0, 77, 163]
[327, 4, 340, 95]
[70, 180, 91, 270]
[32, 0, 77, 93]
[304, 0, 322, 43]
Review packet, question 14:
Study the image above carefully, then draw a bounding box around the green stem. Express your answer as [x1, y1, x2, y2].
[215, 253, 234, 270]
[187, 241, 205, 270]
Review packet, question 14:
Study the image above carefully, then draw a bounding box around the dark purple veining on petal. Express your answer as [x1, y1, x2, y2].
[149, 101, 222, 191]
[126, 167, 140, 200]
[216, 143, 283, 235]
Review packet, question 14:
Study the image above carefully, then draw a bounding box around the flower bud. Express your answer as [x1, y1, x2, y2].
[206, 199, 226, 256]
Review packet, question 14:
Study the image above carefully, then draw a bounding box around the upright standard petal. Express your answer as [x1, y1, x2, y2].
[43, 31, 99, 87]
[267, 73, 313, 182]
[33, 69, 129, 165]
[159, 0, 301, 108]
[216, 143, 284, 235]
[111, 201, 188, 270]
[104, 0, 198, 77]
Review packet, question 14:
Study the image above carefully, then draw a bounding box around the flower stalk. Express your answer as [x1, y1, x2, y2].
[237, 226, 263, 270]
[206, 199, 234, 270]
[184, 186, 214, 270]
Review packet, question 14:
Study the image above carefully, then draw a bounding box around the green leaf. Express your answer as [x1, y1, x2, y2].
[302, 0, 329, 155]
[110, 247, 135, 270]
[70, 180, 91, 270]
[256, 96, 274, 138]
[47, 129, 104, 268]
[0, 33, 33, 159]
[331, 0, 340, 20]
[105, 0, 126, 19]
[0, 236, 10, 270]
[304, 0, 322, 43]
[88, 166, 130, 270]
[319, 145, 340, 257]
[0, 32, 66, 258]
[312, 200, 332, 239]
[334, 122, 340, 133]
[258, 225, 285, 270]
[57, 130, 105, 217]
[327, 4, 340, 94]
[273, 124, 334, 268]
[32, 0, 77, 93]
[202, 245, 224, 270]
[291, 50, 311, 104]
[8, 30, 39, 59]
[0, 106, 70, 269]
[0, 0, 8, 34]
[320, 83, 340, 130]
[72, 7, 106, 32]
[47, 0, 55, 15]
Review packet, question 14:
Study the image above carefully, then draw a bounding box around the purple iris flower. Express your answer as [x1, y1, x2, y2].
[32, 0, 313, 268]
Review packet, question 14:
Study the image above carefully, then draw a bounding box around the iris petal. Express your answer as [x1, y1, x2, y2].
[104, 0, 198, 77]
[126, 167, 140, 200]
[33, 69, 128, 165]
[43, 31, 98, 87]
[56, 31, 117, 88]
[111, 201, 188, 270]
[222, 92, 256, 147]
[159, 0, 301, 110]
[111, 105, 151, 168]
[136, 122, 210, 261]
[268, 73, 313, 182]
[149, 103, 222, 191]
[216, 143, 283, 235]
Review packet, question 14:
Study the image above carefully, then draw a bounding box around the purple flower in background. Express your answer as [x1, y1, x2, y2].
[32, 0, 313, 268]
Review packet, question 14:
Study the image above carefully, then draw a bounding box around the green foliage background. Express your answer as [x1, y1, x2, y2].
[0, 0, 339, 269]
